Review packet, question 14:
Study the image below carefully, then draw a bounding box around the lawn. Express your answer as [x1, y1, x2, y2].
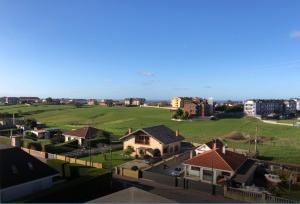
[47, 159, 108, 177]
[80, 150, 133, 169]
[1, 104, 300, 164]
[0, 136, 10, 145]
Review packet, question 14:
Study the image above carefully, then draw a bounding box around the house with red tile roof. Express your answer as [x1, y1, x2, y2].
[63, 127, 103, 146]
[194, 139, 224, 155]
[183, 145, 247, 185]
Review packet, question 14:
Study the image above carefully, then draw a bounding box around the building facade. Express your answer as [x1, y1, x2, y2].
[184, 147, 246, 185]
[124, 98, 145, 106]
[244, 99, 295, 116]
[0, 145, 58, 202]
[19, 97, 40, 104]
[120, 125, 184, 157]
[1, 97, 19, 105]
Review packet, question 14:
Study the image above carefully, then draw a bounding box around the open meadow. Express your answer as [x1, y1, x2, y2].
[1, 104, 300, 164]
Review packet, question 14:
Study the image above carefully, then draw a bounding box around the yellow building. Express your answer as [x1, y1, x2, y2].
[120, 125, 184, 157]
[171, 97, 184, 108]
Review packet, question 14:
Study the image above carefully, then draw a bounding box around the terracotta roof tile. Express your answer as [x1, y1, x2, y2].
[184, 149, 246, 171]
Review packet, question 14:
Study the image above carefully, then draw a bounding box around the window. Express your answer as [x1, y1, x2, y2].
[191, 166, 200, 171]
[222, 171, 231, 177]
[203, 170, 213, 181]
[163, 147, 168, 153]
[135, 135, 150, 145]
[174, 145, 179, 152]
[169, 147, 173, 153]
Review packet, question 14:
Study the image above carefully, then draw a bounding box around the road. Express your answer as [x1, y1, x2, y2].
[113, 175, 238, 203]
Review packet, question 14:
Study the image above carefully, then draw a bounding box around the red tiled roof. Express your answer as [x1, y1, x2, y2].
[184, 149, 247, 171]
[63, 127, 100, 138]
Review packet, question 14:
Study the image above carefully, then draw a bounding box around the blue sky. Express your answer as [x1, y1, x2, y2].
[0, 0, 300, 100]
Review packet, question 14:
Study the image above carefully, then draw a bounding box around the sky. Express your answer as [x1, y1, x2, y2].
[0, 0, 300, 100]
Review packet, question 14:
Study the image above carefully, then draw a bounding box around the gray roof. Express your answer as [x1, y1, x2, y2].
[88, 187, 175, 203]
[0, 145, 58, 189]
[121, 125, 184, 144]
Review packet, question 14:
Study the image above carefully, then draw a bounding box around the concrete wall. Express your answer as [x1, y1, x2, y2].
[0, 176, 54, 202]
[21, 147, 102, 168]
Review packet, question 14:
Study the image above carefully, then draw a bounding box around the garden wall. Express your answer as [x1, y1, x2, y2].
[21, 147, 102, 169]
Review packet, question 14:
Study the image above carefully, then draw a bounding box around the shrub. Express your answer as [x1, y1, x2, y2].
[131, 166, 139, 171]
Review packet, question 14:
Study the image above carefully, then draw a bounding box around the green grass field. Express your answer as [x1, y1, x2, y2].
[1, 104, 300, 164]
[80, 150, 133, 169]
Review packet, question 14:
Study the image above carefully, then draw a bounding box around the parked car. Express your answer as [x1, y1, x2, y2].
[170, 166, 184, 177]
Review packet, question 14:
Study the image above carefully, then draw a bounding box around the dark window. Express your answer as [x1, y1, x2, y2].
[222, 171, 231, 177]
[191, 166, 200, 171]
[163, 147, 168, 153]
[135, 135, 150, 145]
[174, 145, 179, 152]
[203, 170, 213, 181]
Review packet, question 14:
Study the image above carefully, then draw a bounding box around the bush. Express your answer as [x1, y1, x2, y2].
[21, 138, 51, 151]
[131, 166, 139, 171]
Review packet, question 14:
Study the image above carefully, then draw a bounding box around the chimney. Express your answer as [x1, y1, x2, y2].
[176, 129, 179, 137]
[213, 143, 217, 150]
[222, 146, 226, 154]
[190, 150, 194, 158]
[128, 128, 132, 134]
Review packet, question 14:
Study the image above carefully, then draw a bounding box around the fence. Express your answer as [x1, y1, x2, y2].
[224, 186, 297, 203]
[21, 147, 102, 169]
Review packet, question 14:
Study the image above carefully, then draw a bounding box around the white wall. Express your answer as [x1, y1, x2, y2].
[0, 176, 55, 202]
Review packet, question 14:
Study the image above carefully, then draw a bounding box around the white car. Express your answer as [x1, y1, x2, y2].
[170, 167, 184, 177]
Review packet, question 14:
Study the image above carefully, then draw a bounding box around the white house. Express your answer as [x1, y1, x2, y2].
[195, 139, 224, 155]
[30, 129, 50, 139]
[63, 126, 102, 146]
[0, 145, 58, 202]
[184, 146, 246, 185]
[120, 125, 184, 157]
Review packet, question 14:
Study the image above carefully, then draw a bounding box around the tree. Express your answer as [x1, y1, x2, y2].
[181, 111, 190, 120]
[24, 118, 37, 130]
[123, 146, 134, 158]
[46, 97, 53, 104]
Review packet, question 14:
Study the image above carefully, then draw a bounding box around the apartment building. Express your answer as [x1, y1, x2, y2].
[291, 98, 300, 111]
[244, 99, 297, 117]
[0, 97, 19, 105]
[124, 98, 145, 106]
[171, 97, 190, 108]
[19, 97, 40, 104]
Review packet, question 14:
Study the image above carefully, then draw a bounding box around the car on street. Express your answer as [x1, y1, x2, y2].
[170, 166, 184, 176]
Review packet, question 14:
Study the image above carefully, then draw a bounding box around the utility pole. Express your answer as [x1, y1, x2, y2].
[13, 113, 15, 126]
[254, 125, 258, 154]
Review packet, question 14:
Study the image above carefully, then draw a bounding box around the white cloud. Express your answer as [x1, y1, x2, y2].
[290, 31, 300, 39]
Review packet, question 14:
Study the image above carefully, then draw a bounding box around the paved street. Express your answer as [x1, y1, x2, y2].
[113, 175, 238, 203]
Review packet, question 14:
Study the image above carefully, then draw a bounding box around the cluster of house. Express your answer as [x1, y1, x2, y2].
[171, 96, 214, 117]
[120, 125, 255, 186]
[87, 98, 146, 107]
[244, 99, 300, 117]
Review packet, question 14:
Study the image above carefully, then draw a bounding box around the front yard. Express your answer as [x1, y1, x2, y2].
[80, 150, 133, 169]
